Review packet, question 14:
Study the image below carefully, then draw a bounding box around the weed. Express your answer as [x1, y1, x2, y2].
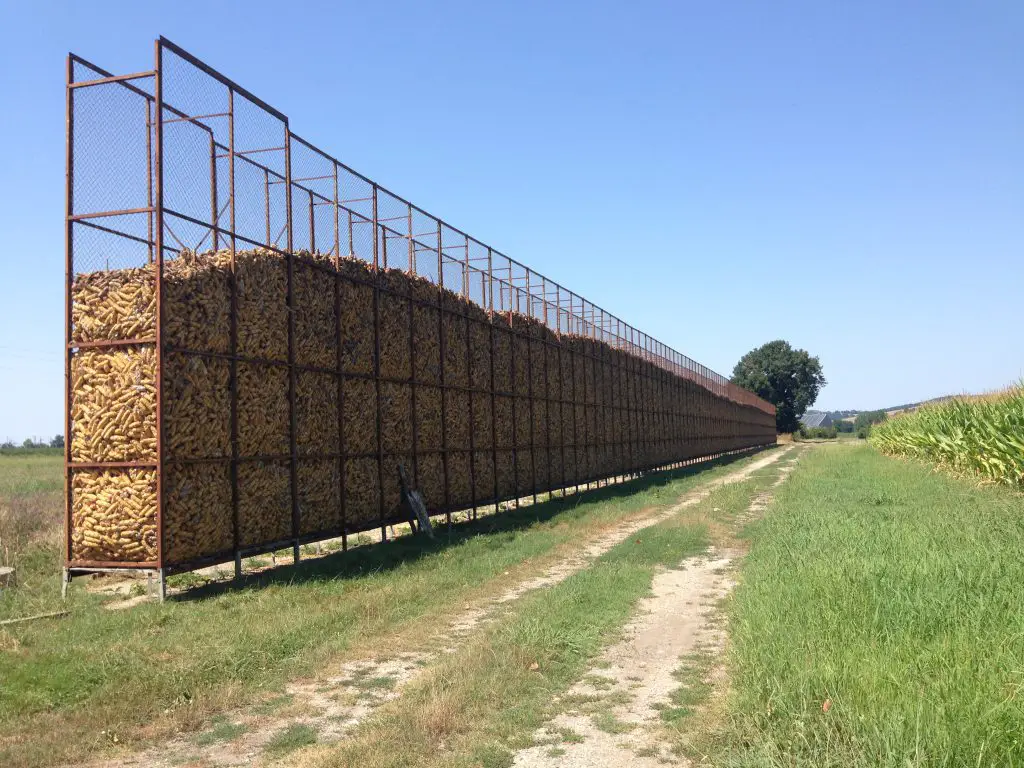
[554, 726, 584, 744]
[592, 711, 634, 734]
[252, 694, 293, 715]
[582, 674, 615, 690]
[195, 721, 247, 746]
[264, 723, 317, 755]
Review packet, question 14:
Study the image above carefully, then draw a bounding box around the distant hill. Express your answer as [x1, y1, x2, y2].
[816, 395, 953, 422]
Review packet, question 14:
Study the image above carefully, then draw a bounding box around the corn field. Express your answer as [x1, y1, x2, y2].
[870, 385, 1024, 488]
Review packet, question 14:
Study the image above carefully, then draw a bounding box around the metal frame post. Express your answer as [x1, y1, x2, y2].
[284, 126, 300, 564]
[153, 40, 167, 599]
[437, 220, 451, 526]
[228, 87, 242, 578]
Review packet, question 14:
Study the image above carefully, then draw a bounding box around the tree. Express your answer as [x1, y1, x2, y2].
[731, 340, 826, 433]
[854, 410, 887, 430]
[50, 434, 65, 449]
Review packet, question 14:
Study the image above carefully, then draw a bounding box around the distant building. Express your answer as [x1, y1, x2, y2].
[800, 411, 833, 429]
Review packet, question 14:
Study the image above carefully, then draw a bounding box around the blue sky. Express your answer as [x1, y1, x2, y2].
[0, 1, 1021, 441]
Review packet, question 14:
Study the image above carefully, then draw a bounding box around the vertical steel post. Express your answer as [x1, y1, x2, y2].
[153, 40, 167, 597]
[407, 205, 415, 274]
[371, 187, 385, 541]
[210, 132, 218, 251]
[614, 319, 622, 479]
[309, 189, 315, 253]
[145, 99, 153, 262]
[63, 56, 74, 582]
[464, 234, 477, 520]
[594, 316, 602, 486]
[347, 209, 354, 258]
[561, 286, 569, 493]
[524, 270, 537, 504]
[626, 325, 634, 479]
[264, 169, 271, 246]
[436, 220, 450, 525]
[507, 273, 518, 510]
[407, 214, 420, 500]
[334, 162, 347, 551]
[540, 277, 552, 498]
[568, 294, 579, 495]
[487, 248, 498, 514]
[228, 87, 241, 578]
[284, 125, 300, 563]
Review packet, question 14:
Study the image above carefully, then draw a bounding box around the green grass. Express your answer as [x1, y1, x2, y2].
[0, 454, 63, 620]
[718, 444, 1024, 766]
[265, 723, 318, 755]
[0, 449, 771, 768]
[592, 711, 635, 734]
[553, 726, 584, 744]
[871, 384, 1024, 487]
[658, 652, 713, 726]
[0, 446, 63, 459]
[194, 719, 248, 746]
[251, 694, 294, 715]
[0, 454, 63, 496]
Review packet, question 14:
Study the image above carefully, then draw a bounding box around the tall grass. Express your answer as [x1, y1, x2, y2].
[720, 445, 1024, 766]
[870, 384, 1024, 487]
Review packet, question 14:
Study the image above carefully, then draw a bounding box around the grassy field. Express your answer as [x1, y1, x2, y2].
[871, 384, 1024, 487]
[0, 449, 770, 768]
[0, 454, 64, 618]
[717, 444, 1024, 766]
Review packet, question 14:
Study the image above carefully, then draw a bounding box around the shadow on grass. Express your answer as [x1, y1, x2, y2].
[174, 447, 774, 602]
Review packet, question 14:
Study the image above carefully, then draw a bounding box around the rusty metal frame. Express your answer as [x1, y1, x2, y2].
[63, 37, 777, 591]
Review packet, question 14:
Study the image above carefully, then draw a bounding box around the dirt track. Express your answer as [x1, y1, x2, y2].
[509, 448, 802, 767]
[87, 446, 796, 768]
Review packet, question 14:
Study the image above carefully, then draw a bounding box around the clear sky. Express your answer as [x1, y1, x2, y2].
[0, 1, 1021, 441]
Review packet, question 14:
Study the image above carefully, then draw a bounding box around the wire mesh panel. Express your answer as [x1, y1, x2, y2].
[65, 37, 778, 581]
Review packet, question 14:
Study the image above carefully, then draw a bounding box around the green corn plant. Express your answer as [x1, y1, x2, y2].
[870, 384, 1024, 488]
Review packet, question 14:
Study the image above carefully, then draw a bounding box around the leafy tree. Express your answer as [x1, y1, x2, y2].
[835, 419, 854, 433]
[731, 340, 826, 433]
[854, 410, 887, 430]
[50, 434, 65, 449]
[797, 425, 837, 440]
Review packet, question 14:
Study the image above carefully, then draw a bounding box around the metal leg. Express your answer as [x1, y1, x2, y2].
[61, 568, 70, 600]
[293, 542, 301, 564]
[157, 568, 167, 602]
[234, 552, 242, 579]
